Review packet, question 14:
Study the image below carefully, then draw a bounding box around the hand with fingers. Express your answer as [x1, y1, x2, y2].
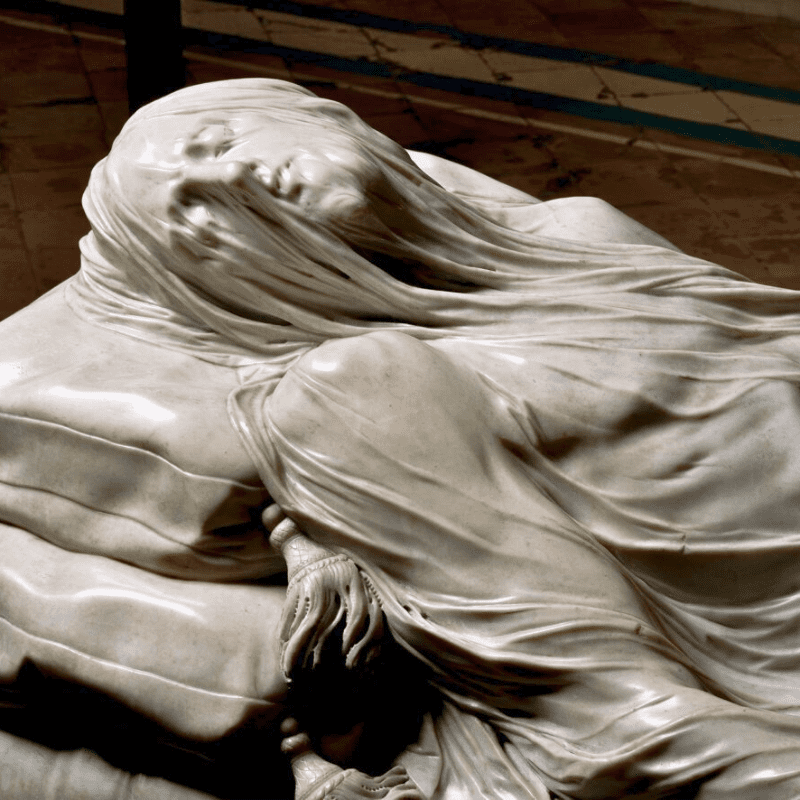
[262, 505, 385, 681]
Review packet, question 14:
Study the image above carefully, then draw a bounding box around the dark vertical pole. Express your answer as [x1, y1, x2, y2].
[124, 0, 186, 113]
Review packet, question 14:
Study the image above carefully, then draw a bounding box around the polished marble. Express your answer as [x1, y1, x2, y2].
[4, 76, 799, 797]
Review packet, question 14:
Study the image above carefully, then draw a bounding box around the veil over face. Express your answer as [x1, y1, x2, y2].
[69, 78, 763, 378]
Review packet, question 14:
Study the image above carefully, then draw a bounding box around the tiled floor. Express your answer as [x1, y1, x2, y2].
[3, 0, 800, 322]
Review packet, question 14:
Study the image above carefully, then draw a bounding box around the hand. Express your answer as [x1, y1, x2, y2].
[262, 506, 384, 680]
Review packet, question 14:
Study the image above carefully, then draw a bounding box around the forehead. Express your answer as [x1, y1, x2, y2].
[114, 105, 358, 167]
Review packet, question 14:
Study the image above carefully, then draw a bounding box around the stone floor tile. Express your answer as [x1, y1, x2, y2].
[621, 91, 740, 125]
[436, 0, 552, 38]
[18, 206, 89, 273]
[67, 18, 125, 40]
[360, 29, 453, 53]
[670, 25, 785, 62]
[185, 4, 269, 41]
[644, 125, 795, 171]
[593, 67, 703, 98]
[281, 60, 398, 97]
[717, 90, 800, 124]
[686, 237, 767, 281]
[690, 57, 800, 89]
[87, 68, 128, 102]
[505, 65, 615, 103]
[417, 133, 560, 194]
[519, 105, 646, 140]
[0, 248, 40, 319]
[456, 17, 555, 40]
[760, 263, 800, 292]
[341, 0, 452, 25]
[668, 156, 800, 201]
[97, 100, 130, 144]
[636, 3, 765, 30]
[0, 71, 92, 107]
[448, 94, 532, 123]
[0, 102, 104, 139]
[556, 30, 687, 64]
[269, 17, 374, 59]
[532, 0, 632, 12]
[77, 37, 127, 73]
[184, 59, 276, 88]
[548, 8, 656, 38]
[0, 209, 25, 249]
[0, 6, 69, 26]
[402, 82, 531, 124]
[57, 0, 122, 13]
[4, 131, 109, 174]
[712, 194, 800, 245]
[0, 21, 78, 73]
[35, 247, 82, 291]
[439, 0, 552, 27]
[343, 0, 451, 25]
[372, 41, 496, 83]
[756, 24, 800, 60]
[411, 103, 530, 144]
[10, 167, 93, 212]
[481, 51, 579, 78]
[0, 175, 15, 208]
[738, 117, 800, 142]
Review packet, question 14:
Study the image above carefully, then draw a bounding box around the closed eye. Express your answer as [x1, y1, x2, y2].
[185, 124, 234, 159]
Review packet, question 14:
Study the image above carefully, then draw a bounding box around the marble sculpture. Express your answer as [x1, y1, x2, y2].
[2, 78, 800, 799]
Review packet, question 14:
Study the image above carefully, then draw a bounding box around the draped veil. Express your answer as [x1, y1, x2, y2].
[69, 78, 800, 798]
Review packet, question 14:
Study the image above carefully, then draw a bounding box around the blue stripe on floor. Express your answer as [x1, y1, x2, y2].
[188, 29, 800, 157]
[15, 0, 800, 157]
[212, 0, 800, 105]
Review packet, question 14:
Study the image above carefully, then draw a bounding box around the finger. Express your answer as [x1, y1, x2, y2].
[341, 581, 368, 655]
[344, 589, 382, 667]
[309, 597, 346, 668]
[261, 503, 286, 532]
[280, 597, 324, 675]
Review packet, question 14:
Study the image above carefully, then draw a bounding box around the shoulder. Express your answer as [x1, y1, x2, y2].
[270, 331, 466, 427]
[289, 330, 432, 390]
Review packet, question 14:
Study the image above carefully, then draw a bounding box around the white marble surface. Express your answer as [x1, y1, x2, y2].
[4, 78, 800, 798]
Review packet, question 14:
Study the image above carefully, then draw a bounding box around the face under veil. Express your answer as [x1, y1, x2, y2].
[69, 77, 740, 384]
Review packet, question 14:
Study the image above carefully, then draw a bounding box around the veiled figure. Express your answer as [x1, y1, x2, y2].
[4, 77, 800, 799]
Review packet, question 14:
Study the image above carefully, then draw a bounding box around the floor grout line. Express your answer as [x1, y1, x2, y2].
[0, 12, 796, 180]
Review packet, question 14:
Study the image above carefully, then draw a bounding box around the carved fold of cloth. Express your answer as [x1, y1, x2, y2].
[0, 285, 289, 746]
[233, 251, 800, 798]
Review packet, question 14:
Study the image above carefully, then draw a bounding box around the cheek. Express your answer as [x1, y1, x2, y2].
[311, 187, 370, 223]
